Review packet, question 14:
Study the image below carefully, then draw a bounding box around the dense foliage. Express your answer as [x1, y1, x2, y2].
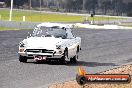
[2, 0, 132, 16]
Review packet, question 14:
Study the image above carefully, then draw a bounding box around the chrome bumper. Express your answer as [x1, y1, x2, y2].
[18, 52, 63, 58]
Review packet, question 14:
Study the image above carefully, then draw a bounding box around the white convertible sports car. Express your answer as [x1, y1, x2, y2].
[18, 23, 81, 64]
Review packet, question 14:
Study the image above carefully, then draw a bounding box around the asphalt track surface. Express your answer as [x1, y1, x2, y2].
[1, 29, 132, 88]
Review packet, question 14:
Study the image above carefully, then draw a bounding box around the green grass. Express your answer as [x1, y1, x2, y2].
[0, 9, 123, 22]
[0, 27, 18, 30]
[0, 27, 32, 30]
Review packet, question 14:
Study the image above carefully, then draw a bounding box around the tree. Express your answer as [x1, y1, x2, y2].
[5, 0, 27, 7]
[14, 0, 25, 7]
[127, 2, 132, 11]
[72, 0, 83, 11]
[59, 0, 73, 12]
[127, 2, 132, 16]
[85, 0, 98, 13]
[100, 0, 112, 15]
[5, 0, 11, 6]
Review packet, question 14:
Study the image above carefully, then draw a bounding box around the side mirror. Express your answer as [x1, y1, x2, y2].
[73, 34, 76, 38]
[27, 32, 31, 38]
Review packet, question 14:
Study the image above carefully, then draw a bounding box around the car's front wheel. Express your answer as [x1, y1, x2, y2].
[19, 55, 27, 63]
[70, 51, 78, 63]
[60, 50, 68, 64]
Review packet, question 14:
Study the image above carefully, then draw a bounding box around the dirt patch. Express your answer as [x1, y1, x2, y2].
[49, 64, 132, 88]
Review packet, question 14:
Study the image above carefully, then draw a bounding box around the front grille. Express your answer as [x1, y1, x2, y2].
[25, 49, 54, 53]
[42, 49, 54, 53]
[26, 49, 40, 53]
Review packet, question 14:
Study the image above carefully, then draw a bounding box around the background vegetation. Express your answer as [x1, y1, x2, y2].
[2, 0, 132, 16]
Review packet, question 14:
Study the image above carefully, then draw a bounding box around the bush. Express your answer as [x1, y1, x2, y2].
[127, 12, 132, 17]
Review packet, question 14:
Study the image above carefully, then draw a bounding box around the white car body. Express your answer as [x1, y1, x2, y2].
[18, 23, 81, 63]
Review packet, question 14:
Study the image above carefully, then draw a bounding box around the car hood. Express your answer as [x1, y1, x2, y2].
[24, 37, 63, 50]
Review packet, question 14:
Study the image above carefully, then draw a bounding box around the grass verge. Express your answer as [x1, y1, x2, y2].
[0, 27, 18, 30]
[0, 27, 32, 31]
[0, 9, 124, 22]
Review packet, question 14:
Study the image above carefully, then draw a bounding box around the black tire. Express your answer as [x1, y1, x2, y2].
[60, 50, 68, 64]
[70, 46, 79, 63]
[70, 52, 78, 63]
[19, 55, 27, 63]
[76, 75, 86, 85]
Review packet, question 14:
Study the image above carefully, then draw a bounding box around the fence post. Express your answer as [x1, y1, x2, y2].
[23, 16, 25, 22]
[0, 15, 1, 20]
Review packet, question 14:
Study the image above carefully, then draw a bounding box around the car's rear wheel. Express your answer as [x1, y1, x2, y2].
[19, 55, 27, 63]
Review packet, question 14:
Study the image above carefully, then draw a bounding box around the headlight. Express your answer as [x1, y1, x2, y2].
[56, 45, 61, 49]
[19, 42, 25, 47]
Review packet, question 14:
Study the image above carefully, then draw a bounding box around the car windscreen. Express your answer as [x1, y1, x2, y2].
[32, 26, 67, 39]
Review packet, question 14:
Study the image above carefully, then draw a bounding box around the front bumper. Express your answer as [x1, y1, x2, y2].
[18, 52, 63, 59]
